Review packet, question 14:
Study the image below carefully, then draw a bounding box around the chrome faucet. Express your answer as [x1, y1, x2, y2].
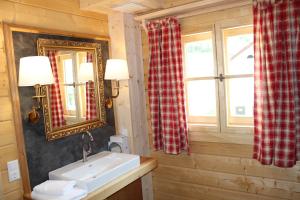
[82, 131, 94, 162]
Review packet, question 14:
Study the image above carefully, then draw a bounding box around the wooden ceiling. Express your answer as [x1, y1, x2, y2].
[79, 0, 208, 14]
[80, 0, 164, 14]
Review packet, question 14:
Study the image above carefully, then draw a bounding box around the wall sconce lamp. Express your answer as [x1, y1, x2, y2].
[104, 59, 129, 108]
[78, 62, 94, 88]
[18, 56, 54, 123]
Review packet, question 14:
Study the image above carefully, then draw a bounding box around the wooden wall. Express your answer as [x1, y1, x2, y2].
[0, 0, 108, 199]
[142, 5, 300, 200]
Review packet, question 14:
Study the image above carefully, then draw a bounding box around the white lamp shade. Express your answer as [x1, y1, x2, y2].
[78, 62, 94, 83]
[18, 56, 54, 86]
[104, 59, 129, 80]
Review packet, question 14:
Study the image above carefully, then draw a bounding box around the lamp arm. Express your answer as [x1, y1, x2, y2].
[110, 80, 120, 98]
[111, 88, 119, 98]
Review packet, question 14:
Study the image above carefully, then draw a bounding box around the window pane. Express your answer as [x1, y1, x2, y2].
[187, 80, 216, 117]
[183, 33, 215, 78]
[65, 86, 76, 111]
[223, 26, 254, 75]
[226, 77, 253, 126]
[64, 59, 73, 83]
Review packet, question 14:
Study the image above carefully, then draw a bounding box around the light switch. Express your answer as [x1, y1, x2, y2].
[7, 160, 21, 182]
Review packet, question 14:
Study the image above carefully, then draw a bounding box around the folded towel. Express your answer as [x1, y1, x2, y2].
[31, 187, 87, 200]
[33, 180, 76, 196]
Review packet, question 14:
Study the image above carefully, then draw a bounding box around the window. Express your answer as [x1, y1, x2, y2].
[183, 32, 217, 125]
[57, 51, 90, 123]
[182, 24, 254, 133]
[63, 58, 76, 112]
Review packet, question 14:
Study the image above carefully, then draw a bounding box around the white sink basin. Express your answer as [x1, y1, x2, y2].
[49, 151, 140, 193]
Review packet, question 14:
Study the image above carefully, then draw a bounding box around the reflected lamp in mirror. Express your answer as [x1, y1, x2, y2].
[18, 56, 54, 123]
[78, 62, 94, 83]
[104, 59, 129, 108]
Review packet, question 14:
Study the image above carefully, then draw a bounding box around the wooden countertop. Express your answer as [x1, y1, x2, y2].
[24, 156, 157, 200]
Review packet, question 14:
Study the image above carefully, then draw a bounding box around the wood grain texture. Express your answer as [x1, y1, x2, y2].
[0, 145, 18, 172]
[3, 189, 23, 200]
[0, 171, 3, 199]
[0, 97, 13, 121]
[0, 0, 109, 37]
[189, 131, 253, 144]
[84, 157, 157, 200]
[143, 5, 300, 200]
[154, 177, 289, 200]
[135, 0, 251, 21]
[154, 165, 300, 199]
[0, 25, 4, 48]
[162, 0, 200, 8]
[0, 73, 10, 98]
[3, 22, 32, 197]
[154, 191, 196, 200]
[1, 170, 22, 194]
[0, 49, 6, 73]
[0, 0, 109, 199]
[106, 179, 143, 200]
[0, 121, 15, 143]
[80, 0, 162, 13]
[152, 151, 300, 183]
[190, 141, 253, 158]
[6, 0, 107, 20]
[108, 13, 153, 200]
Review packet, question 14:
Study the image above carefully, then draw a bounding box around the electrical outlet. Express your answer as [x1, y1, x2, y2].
[7, 160, 21, 182]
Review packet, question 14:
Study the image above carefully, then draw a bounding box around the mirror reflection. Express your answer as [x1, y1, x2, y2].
[37, 38, 106, 140]
[51, 50, 97, 127]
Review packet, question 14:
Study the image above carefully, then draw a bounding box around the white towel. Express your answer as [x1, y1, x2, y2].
[31, 187, 87, 200]
[33, 180, 76, 196]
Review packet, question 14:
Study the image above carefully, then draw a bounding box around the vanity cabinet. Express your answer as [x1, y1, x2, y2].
[83, 157, 156, 200]
[24, 157, 157, 200]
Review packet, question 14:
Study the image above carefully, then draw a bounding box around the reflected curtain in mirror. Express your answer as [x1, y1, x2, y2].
[85, 52, 97, 120]
[37, 38, 106, 140]
[46, 50, 66, 128]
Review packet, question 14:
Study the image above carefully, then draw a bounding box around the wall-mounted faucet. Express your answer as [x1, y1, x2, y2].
[82, 131, 94, 162]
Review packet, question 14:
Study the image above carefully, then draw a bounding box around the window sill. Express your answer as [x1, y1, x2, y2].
[188, 131, 253, 145]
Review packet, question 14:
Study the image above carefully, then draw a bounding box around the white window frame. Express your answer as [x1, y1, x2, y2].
[182, 28, 220, 134]
[57, 52, 88, 122]
[183, 20, 254, 135]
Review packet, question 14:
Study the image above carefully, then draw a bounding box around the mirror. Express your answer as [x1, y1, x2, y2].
[37, 38, 106, 140]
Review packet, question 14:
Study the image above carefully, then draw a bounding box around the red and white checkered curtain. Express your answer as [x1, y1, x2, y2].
[46, 50, 66, 128]
[253, 0, 300, 167]
[86, 52, 97, 120]
[147, 17, 188, 154]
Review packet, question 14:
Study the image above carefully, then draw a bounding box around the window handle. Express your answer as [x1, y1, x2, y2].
[214, 74, 225, 82]
[62, 82, 77, 87]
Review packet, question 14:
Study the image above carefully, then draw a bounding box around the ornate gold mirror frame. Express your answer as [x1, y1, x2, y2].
[3, 23, 110, 198]
[37, 38, 106, 140]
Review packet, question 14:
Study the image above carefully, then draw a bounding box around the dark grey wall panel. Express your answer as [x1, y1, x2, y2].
[12, 31, 115, 189]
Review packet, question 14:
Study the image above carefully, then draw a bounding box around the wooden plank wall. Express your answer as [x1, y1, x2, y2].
[0, 1, 108, 199]
[142, 5, 300, 200]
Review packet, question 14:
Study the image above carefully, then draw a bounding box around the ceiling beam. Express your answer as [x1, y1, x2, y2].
[177, 0, 252, 19]
[80, 0, 109, 10]
[136, 0, 162, 9]
[80, 0, 162, 13]
[135, 0, 252, 21]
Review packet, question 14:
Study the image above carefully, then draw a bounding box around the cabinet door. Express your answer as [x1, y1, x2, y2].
[106, 179, 143, 200]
